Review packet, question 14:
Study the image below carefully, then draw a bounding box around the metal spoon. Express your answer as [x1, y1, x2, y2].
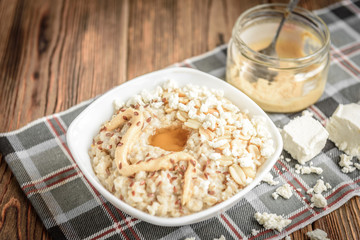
[249, 0, 299, 83]
[258, 0, 299, 57]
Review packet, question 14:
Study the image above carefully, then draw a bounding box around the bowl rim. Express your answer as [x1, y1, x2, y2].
[66, 67, 283, 226]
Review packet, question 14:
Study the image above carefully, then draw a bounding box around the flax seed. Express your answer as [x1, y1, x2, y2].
[123, 116, 128, 121]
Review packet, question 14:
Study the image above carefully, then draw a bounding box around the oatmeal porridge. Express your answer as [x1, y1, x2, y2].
[89, 80, 275, 217]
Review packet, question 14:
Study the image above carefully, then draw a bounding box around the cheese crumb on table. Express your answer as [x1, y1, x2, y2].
[339, 153, 356, 173]
[251, 229, 260, 236]
[306, 229, 330, 240]
[326, 103, 360, 157]
[295, 164, 323, 175]
[274, 184, 293, 199]
[281, 115, 328, 165]
[285, 235, 291, 240]
[311, 193, 327, 208]
[308, 180, 330, 208]
[262, 172, 279, 186]
[254, 212, 291, 232]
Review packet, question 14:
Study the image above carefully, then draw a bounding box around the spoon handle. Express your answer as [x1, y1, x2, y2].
[270, 0, 299, 48]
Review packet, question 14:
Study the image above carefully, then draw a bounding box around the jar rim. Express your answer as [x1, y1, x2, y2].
[232, 3, 330, 66]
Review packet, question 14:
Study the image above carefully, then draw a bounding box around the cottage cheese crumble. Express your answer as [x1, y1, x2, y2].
[326, 103, 360, 157]
[261, 172, 279, 186]
[254, 212, 291, 232]
[307, 180, 331, 208]
[295, 164, 323, 175]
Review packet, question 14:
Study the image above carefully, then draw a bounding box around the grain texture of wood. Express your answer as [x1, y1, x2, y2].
[1, 0, 357, 240]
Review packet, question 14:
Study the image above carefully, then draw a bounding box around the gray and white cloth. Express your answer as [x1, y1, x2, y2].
[1, 1, 360, 239]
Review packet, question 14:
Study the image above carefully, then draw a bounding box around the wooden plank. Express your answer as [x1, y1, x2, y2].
[0, 0, 129, 239]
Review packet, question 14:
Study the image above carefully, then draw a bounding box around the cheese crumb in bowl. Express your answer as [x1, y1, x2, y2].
[281, 115, 328, 165]
[326, 103, 360, 157]
[89, 80, 276, 217]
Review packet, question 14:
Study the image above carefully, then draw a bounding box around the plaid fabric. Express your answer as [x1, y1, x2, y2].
[1, 1, 360, 239]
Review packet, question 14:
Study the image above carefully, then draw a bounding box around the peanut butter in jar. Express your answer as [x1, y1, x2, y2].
[226, 4, 330, 113]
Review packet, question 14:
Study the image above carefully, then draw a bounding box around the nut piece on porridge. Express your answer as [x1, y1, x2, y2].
[89, 80, 275, 217]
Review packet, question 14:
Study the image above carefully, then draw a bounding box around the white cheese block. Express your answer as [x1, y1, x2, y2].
[326, 103, 360, 157]
[281, 115, 329, 165]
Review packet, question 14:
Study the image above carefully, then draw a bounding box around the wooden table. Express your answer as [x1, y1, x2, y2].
[1, 0, 359, 239]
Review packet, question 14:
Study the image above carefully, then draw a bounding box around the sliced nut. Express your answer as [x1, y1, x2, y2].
[165, 108, 175, 113]
[248, 144, 261, 160]
[237, 133, 251, 141]
[184, 119, 202, 129]
[231, 139, 247, 149]
[217, 135, 232, 140]
[216, 142, 230, 151]
[179, 98, 189, 104]
[229, 164, 246, 186]
[203, 195, 217, 206]
[224, 125, 236, 132]
[199, 127, 215, 140]
[242, 166, 256, 178]
[176, 111, 187, 122]
[206, 108, 219, 115]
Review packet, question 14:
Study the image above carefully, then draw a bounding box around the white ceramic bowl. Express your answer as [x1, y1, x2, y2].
[67, 67, 283, 226]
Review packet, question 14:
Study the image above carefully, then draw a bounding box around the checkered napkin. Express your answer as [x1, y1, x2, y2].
[1, 1, 360, 239]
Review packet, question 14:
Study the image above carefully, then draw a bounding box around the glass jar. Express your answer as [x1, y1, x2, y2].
[226, 4, 330, 113]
